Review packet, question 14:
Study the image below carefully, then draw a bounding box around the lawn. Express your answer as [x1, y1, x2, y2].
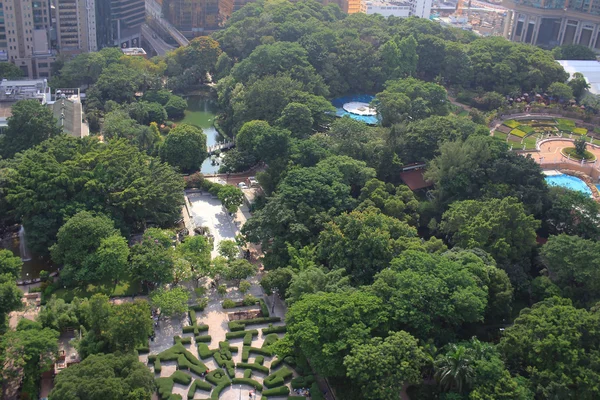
[572, 127, 588, 135]
[493, 132, 508, 141]
[510, 128, 527, 138]
[517, 125, 535, 134]
[504, 120, 521, 129]
[522, 135, 539, 150]
[50, 276, 143, 302]
[563, 147, 596, 161]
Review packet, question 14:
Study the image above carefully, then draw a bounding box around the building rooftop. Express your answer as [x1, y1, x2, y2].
[0, 79, 51, 103]
[366, 0, 411, 6]
[399, 169, 433, 191]
[121, 47, 147, 56]
[556, 60, 600, 96]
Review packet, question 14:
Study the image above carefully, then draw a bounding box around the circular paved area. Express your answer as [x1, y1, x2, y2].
[531, 139, 600, 164]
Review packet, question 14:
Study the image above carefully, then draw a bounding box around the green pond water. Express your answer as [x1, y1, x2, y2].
[178, 96, 224, 174]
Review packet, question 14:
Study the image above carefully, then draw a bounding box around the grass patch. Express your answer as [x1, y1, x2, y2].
[572, 127, 588, 135]
[563, 147, 596, 161]
[556, 118, 576, 127]
[517, 125, 535, 134]
[509, 128, 527, 138]
[504, 119, 520, 129]
[50, 275, 142, 301]
[493, 132, 508, 141]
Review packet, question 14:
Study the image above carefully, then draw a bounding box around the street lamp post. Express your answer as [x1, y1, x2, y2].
[271, 289, 277, 314]
[26, 272, 29, 293]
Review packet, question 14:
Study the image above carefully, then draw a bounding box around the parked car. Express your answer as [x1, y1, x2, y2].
[238, 182, 248, 189]
[247, 176, 258, 187]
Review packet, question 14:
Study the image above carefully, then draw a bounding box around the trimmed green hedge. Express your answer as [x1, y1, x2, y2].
[228, 317, 281, 331]
[223, 299, 236, 308]
[173, 336, 192, 344]
[206, 368, 230, 385]
[244, 369, 252, 378]
[255, 355, 264, 365]
[258, 298, 269, 317]
[242, 346, 250, 362]
[288, 397, 305, 400]
[263, 333, 279, 348]
[219, 341, 238, 353]
[244, 332, 254, 346]
[168, 395, 182, 400]
[195, 335, 212, 342]
[225, 329, 258, 340]
[264, 367, 293, 388]
[136, 346, 150, 354]
[156, 377, 174, 400]
[237, 362, 269, 374]
[154, 358, 162, 373]
[189, 309, 197, 324]
[263, 386, 290, 397]
[291, 375, 315, 389]
[262, 324, 286, 334]
[182, 324, 209, 335]
[198, 343, 215, 359]
[249, 347, 273, 357]
[210, 382, 231, 400]
[270, 357, 284, 370]
[172, 371, 192, 385]
[232, 377, 263, 391]
[187, 379, 212, 399]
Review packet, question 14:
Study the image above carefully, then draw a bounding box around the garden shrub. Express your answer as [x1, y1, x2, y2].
[172, 370, 192, 385]
[223, 299, 236, 309]
[262, 333, 279, 348]
[190, 297, 208, 311]
[195, 334, 212, 342]
[244, 332, 254, 346]
[187, 379, 212, 399]
[228, 317, 281, 331]
[148, 355, 157, 363]
[244, 369, 252, 378]
[291, 375, 316, 389]
[210, 382, 231, 400]
[182, 326, 195, 334]
[283, 356, 296, 367]
[154, 359, 162, 373]
[219, 341, 238, 353]
[237, 362, 269, 374]
[225, 329, 258, 340]
[255, 355, 264, 365]
[206, 368, 230, 385]
[509, 128, 527, 138]
[264, 367, 293, 388]
[242, 346, 250, 362]
[156, 377, 174, 400]
[249, 346, 273, 357]
[262, 324, 286, 334]
[262, 386, 290, 396]
[190, 363, 209, 377]
[232, 377, 263, 391]
[270, 357, 284, 370]
[243, 294, 258, 306]
[136, 346, 150, 354]
[504, 119, 520, 129]
[173, 336, 192, 345]
[198, 343, 215, 359]
[177, 354, 191, 370]
[189, 310, 197, 324]
[258, 298, 269, 317]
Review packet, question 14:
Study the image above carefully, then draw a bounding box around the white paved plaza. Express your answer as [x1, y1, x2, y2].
[186, 192, 238, 258]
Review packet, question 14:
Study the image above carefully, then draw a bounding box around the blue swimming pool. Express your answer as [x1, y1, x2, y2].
[545, 174, 593, 196]
[331, 94, 379, 125]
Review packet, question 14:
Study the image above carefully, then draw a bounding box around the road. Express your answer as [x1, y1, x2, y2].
[141, 23, 175, 56]
[145, 0, 189, 47]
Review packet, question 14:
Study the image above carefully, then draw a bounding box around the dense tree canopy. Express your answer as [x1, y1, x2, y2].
[159, 123, 207, 172]
[49, 353, 155, 400]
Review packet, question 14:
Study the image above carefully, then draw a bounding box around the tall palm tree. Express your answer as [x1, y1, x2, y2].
[434, 344, 475, 393]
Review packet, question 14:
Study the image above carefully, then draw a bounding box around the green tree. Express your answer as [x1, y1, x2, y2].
[357, 179, 417, 224]
[165, 36, 222, 91]
[498, 297, 600, 398]
[160, 123, 207, 172]
[286, 267, 351, 305]
[49, 353, 154, 400]
[440, 197, 540, 265]
[548, 81, 574, 102]
[317, 207, 418, 284]
[344, 331, 427, 400]
[0, 62, 23, 79]
[575, 136, 587, 157]
[544, 186, 600, 238]
[553, 44, 597, 60]
[177, 235, 212, 287]
[260, 267, 294, 298]
[218, 185, 244, 213]
[434, 344, 475, 393]
[108, 300, 153, 351]
[1, 99, 61, 158]
[150, 287, 189, 316]
[286, 290, 388, 377]
[218, 239, 239, 261]
[50, 211, 128, 285]
[568, 72, 591, 99]
[276, 102, 313, 139]
[95, 63, 144, 103]
[37, 296, 83, 332]
[130, 228, 175, 286]
[0, 319, 58, 398]
[0, 249, 22, 278]
[540, 234, 600, 305]
[223, 258, 258, 285]
[0, 273, 22, 330]
[164, 95, 187, 119]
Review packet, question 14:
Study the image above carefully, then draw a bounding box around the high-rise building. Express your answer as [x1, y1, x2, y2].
[0, 0, 55, 78]
[503, 0, 600, 51]
[53, 0, 97, 54]
[318, 0, 366, 13]
[163, 0, 233, 35]
[96, 0, 144, 49]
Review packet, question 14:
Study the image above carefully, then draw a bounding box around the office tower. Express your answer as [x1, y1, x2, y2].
[96, 0, 145, 49]
[503, 0, 600, 51]
[0, 0, 55, 78]
[54, 0, 97, 54]
[163, 0, 233, 35]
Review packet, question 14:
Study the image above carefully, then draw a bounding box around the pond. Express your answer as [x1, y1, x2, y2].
[178, 95, 225, 174]
[0, 230, 56, 280]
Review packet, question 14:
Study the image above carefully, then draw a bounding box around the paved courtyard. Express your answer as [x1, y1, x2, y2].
[187, 192, 237, 258]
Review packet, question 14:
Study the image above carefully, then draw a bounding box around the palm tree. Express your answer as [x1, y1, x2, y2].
[434, 344, 475, 393]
